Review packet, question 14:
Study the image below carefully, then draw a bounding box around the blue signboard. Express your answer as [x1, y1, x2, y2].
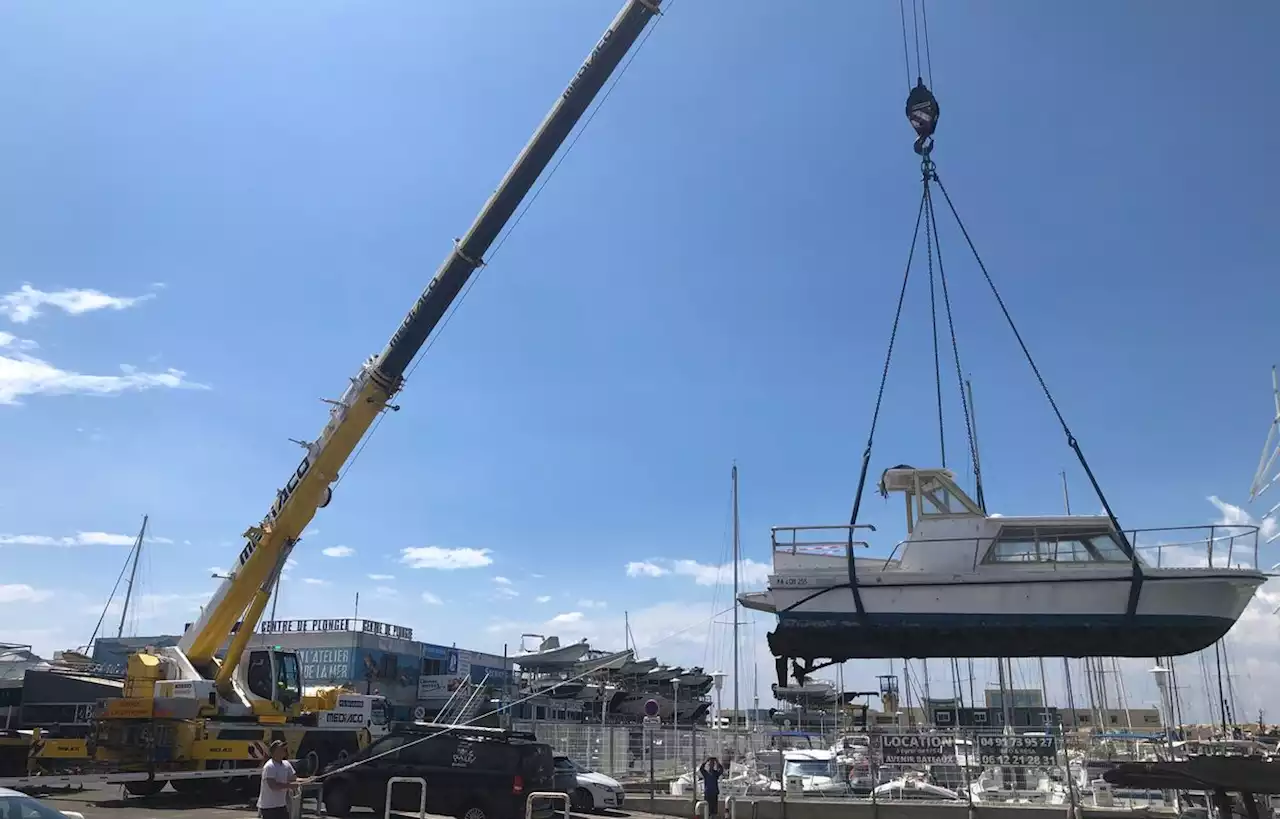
[297, 647, 357, 684]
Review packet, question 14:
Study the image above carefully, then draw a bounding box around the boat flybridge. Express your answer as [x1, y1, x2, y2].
[740, 466, 1266, 678]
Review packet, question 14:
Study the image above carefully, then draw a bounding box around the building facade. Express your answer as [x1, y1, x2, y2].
[91, 617, 514, 721]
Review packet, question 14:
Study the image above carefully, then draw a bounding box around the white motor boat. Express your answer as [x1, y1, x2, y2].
[741, 466, 1266, 666]
[515, 635, 590, 669]
[772, 679, 839, 706]
[572, 649, 634, 676]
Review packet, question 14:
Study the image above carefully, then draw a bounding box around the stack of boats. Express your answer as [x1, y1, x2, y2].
[513, 635, 712, 723]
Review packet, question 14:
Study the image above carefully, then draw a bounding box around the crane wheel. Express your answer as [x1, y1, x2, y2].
[124, 779, 165, 797]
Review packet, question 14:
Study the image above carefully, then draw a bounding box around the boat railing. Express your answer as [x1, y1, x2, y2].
[876, 524, 1262, 571]
[771, 524, 1262, 571]
[770, 525, 875, 557]
[1126, 524, 1260, 569]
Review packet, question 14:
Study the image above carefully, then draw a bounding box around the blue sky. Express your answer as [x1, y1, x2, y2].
[1, 1, 1278, 721]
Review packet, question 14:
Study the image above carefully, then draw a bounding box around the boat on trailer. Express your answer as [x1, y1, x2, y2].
[741, 466, 1266, 671]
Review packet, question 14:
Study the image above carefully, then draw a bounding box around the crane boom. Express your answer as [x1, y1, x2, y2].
[179, 0, 664, 689]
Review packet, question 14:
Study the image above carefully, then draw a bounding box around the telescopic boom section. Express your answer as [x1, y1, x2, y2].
[180, 0, 663, 684]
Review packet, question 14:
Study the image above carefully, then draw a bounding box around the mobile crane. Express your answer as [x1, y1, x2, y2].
[0, 0, 663, 794]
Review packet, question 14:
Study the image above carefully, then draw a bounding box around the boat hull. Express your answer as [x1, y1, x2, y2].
[761, 568, 1264, 659]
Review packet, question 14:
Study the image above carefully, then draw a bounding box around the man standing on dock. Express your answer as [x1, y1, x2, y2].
[699, 756, 724, 818]
[258, 740, 305, 819]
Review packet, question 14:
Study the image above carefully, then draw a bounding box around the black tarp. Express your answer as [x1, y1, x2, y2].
[1104, 757, 1280, 795]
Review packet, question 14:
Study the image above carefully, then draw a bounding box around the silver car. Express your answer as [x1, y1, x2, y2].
[0, 786, 86, 819]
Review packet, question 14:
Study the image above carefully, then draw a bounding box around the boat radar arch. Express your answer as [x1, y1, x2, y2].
[878, 466, 984, 534]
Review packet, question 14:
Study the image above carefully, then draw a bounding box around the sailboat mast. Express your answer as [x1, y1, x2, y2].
[731, 462, 741, 730]
[116, 515, 147, 638]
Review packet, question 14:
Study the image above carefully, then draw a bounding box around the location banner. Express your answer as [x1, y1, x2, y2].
[975, 734, 1058, 767]
[878, 733, 955, 765]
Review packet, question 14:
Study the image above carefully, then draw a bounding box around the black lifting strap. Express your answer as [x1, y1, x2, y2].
[929, 172, 1144, 618]
[844, 191, 928, 621]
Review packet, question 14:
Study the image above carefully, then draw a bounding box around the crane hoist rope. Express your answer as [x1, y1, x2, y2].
[843, 0, 1146, 622]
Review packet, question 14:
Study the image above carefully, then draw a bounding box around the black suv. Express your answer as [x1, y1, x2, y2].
[320, 723, 558, 819]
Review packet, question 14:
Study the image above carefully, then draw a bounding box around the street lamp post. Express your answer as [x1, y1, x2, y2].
[1149, 665, 1176, 754]
[711, 671, 726, 759]
[1149, 664, 1179, 813]
[671, 677, 688, 806]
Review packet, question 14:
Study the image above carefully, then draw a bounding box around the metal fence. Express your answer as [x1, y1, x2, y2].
[520, 723, 1174, 809]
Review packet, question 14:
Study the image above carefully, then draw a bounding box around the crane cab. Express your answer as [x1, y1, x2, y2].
[242, 648, 303, 715]
[148, 646, 302, 718]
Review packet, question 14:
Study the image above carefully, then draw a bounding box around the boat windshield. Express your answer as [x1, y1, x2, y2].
[983, 526, 1137, 565]
[785, 759, 834, 777]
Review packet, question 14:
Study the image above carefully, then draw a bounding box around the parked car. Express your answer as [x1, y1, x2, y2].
[553, 756, 626, 813]
[0, 787, 85, 819]
[320, 723, 558, 819]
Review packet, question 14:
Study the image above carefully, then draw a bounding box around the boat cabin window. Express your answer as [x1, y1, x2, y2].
[983, 527, 1132, 565]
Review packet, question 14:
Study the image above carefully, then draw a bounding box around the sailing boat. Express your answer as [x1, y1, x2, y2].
[59, 515, 150, 671]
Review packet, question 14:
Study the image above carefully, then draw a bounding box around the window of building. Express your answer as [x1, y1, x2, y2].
[422, 658, 445, 676]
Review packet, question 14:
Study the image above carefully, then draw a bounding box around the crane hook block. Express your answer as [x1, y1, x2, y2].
[905, 78, 939, 154]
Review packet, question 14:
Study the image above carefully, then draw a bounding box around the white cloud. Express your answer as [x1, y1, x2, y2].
[493, 576, 512, 585]
[671, 558, 771, 587]
[549, 611, 584, 625]
[626, 561, 668, 578]
[400, 546, 493, 570]
[1, 284, 154, 324]
[494, 587, 519, 599]
[374, 586, 397, 596]
[578, 599, 607, 609]
[207, 566, 226, 576]
[0, 584, 52, 604]
[302, 578, 328, 586]
[535, 595, 552, 604]
[368, 574, 395, 581]
[0, 332, 38, 351]
[624, 557, 771, 587]
[0, 531, 163, 547]
[422, 592, 443, 606]
[1209, 496, 1279, 545]
[0, 350, 207, 406]
[322, 545, 355, 558]
[86, 591, 208, 621]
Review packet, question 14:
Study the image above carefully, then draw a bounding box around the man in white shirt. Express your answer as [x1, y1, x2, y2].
[258, 740, 306, 819]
